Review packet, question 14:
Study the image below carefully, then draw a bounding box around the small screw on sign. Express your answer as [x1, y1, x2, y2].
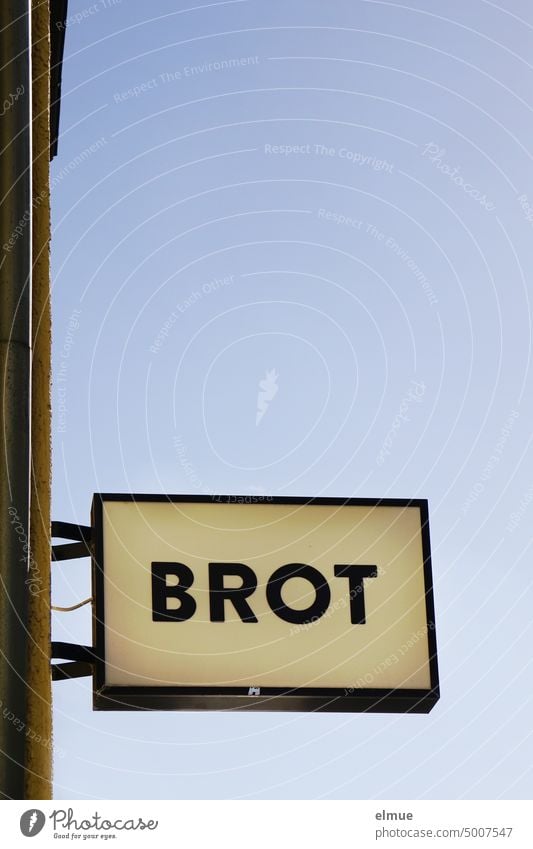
[248, 686, 261, 696]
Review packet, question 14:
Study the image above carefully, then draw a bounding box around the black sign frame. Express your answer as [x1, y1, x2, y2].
[91, 493, 439, 713]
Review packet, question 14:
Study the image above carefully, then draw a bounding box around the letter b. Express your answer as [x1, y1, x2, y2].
[151, 562, 196, 621]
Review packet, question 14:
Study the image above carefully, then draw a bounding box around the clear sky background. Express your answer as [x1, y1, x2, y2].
[51, 0, 533, 799]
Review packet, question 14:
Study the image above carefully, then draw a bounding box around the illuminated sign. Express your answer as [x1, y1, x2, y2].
[92, 495, 439, 712]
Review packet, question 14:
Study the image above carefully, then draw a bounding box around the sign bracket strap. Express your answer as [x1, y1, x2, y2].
[50, 524, 94, 680]
[51, 521, 92, 561]
[52, 662, 93, 681]
[51, 641, 97, 662]
[51, 642, 97, 682]
[51, 521, 92, 542]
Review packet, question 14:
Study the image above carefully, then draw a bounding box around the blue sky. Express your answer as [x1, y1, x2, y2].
[51, 0, 533, 799]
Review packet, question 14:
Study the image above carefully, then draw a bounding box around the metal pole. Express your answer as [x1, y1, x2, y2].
[0, 0, 32, 800]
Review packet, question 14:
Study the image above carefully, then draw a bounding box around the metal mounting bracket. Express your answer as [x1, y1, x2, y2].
[51, 641, 97, 683]
[51, 520, 92, 561]
[51, 523, 95, 681]
[52, 662, 93, 681]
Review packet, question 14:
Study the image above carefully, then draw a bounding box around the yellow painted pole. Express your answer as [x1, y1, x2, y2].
[0, 0, 32, 801]
[25, 0, 52, 799]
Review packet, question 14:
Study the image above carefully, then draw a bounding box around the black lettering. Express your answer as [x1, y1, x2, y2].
[334, 565, 377, 624]
[266, 563, 330, 624]
[151, 562, 196, 622]
[209, 563, 258, 622]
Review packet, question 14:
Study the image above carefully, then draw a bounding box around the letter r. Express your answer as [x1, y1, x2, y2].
[209, 563, 258, 622]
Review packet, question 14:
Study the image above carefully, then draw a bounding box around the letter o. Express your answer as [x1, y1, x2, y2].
[266, 563, 330, 624]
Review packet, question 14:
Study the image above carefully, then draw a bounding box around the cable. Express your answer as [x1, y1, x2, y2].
[51, 597, 93, 612]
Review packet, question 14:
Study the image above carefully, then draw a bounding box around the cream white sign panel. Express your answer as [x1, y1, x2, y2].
[92, 495, 439, 713]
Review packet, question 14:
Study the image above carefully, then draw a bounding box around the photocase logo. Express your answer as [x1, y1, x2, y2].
[20, 809, 46, 837]
[256, 369, 279, 425]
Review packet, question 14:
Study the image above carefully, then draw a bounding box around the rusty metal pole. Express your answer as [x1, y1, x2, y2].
[0, 0, 32, 800]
